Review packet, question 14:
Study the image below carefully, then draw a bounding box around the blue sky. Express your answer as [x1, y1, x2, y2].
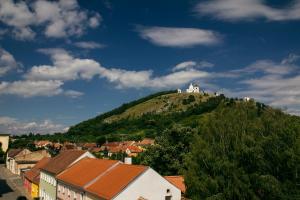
[0, 0, 300, 134]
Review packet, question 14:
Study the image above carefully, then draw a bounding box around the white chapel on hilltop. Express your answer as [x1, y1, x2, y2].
[177, 83, 200, 94]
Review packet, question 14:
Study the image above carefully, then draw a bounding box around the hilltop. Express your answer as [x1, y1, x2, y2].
[67, 90, 280, 141]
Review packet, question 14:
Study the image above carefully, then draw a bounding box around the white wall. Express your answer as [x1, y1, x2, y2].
[113, 168, 181, 200]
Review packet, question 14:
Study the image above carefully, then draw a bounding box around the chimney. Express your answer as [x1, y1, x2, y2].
[124, 157, 132, 165]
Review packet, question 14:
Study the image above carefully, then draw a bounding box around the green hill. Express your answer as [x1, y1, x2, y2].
[67, 91, 219, 139]
[67, 91, 282, 142]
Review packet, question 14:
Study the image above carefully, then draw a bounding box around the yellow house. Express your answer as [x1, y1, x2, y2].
[31, 183, 39, 199]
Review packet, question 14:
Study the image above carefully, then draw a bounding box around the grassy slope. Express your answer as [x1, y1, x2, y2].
[104, 93, 212, 122]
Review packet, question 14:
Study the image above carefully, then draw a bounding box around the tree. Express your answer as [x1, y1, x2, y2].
[140, 125, 195, 175]
[184, 103, 300, 199]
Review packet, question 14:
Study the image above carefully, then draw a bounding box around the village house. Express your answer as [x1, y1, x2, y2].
[85, 163, 181, 200]
[24, 157, 51, 199]
[100, 141, 137, 157]
[39, 150, 94, 200]
[136, 138, 155, 148]
[14, 150, 50, 175]
[34, 140, 52, 148]
[56, 158, 121, 200]
[6, 149, 31, 174]
[56, 157, 181, 200]
[125, 145, 143, 157]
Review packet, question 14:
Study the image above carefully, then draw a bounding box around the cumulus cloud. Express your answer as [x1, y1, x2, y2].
[195, 0, 300, 22]
[25, 48, 102, 81]
[0, 116, 68, 134]
[0, 80, 64, 97]
[24, 48, 212, 89]
[73, 41, 105, 49]
[0, 0, 101, 40]
[0, 48, 20, 76]
[137, 26, 221, 47]
[172, 60, 214, 71]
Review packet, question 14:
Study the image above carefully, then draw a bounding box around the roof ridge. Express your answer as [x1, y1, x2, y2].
[83, 161, 122, 189]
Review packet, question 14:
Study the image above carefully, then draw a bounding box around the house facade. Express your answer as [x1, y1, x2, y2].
[85, 164, 181, 200]
[24, 157, 51, 199]
[39, 150, 94, 200]
[14, 150, 50, 175]
[6, 149, 31, 174]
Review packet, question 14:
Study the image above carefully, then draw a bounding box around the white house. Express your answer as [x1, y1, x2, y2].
[186, 83, 200, 93]
[243, 97, 251, 102]
[85, 163, 181, 200]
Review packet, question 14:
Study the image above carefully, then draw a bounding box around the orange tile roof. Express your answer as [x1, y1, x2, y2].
[127, 146, 143, 153]
[24, 157, 51, 184]
[57, 158, 120, 188]
[138, 138, 155, 146]
[41, 150, 87, 175]
[85, 164, 148, 199]
[164, 176, 186, 193]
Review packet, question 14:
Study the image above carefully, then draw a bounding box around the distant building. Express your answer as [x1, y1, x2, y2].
[34, 140, 52, 148]
[243, 97, 251, 102]
[6, 149, 31, 174]
[177, 83, 200, 94]
[0, 133, 9, 152]
[186, 83, 200, 93]
[13, 150, 50, 175]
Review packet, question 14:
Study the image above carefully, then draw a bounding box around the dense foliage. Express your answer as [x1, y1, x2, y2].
[183, 105, 300, 199]
[136, 100, 300, 199]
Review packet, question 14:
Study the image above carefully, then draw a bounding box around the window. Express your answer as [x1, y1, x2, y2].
[165, 196, 172, 200]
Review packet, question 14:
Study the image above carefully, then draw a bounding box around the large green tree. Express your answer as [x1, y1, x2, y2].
[184, 103, 300, 199]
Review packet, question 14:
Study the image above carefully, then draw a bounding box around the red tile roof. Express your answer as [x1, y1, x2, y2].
[137, 138, 155, 146]
[57, 158, 120, 188]
[24, 157, 51, 184]
[164, 176, 186, 193]
[127, 146, 143, 153]
[7, 149, 24, 157]
[41, 150, 87, 175]
[85, 164, 148, 199]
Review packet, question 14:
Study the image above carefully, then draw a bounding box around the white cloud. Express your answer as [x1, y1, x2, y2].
[0, 48, 20, 76]
[25, 48, 102, 81]
[137, 26, 221, 47]
[0, 116, 68, 134]
[225, 54, 300, 115]
[195, 0, 300, 21]
[0, 80, 64, 97]
[64, 90, 84, 98]
[25, 49, 212, 89]
[73, 41, 105, 49]
[0, 0, 101, 40]
[172, 60, 214, 71]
